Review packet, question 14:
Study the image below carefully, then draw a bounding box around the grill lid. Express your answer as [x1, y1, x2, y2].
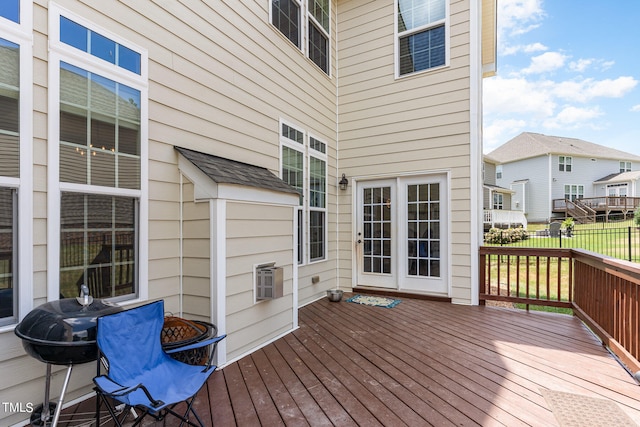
[15, 297, 122, 345]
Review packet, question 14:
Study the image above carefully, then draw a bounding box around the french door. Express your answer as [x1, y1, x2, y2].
[356, 175, 448, 295]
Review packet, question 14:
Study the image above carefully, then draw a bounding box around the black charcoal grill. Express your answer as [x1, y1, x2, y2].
[14, 286, 122, 426]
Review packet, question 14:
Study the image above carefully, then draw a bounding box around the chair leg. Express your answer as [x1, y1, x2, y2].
[163, 396, 204, 427]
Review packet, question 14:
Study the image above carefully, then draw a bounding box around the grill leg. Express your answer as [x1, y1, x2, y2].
[42, 363, 52, 425]
[51, 364, 73, 427]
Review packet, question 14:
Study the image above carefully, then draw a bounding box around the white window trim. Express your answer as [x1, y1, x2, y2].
[0, 1, 34, 328]
[308, 133, 327, 263]
[394, 0, 450, 79]
[47, 3, 149, 305]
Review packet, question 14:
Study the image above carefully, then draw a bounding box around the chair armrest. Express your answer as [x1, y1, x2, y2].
[94, 375, 165, 408]
[164, 334, 226, 354]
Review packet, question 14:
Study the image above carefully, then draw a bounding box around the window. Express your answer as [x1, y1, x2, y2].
[496, 165, 502, 180]
[564, 184, 584, 202]
[271, 0, 330, 75]
[620, 161, 632, 173]
[0, 1, 20, 23]
[308, 0, 330, 73]
[0, 1, 31, 327]
[280, 122, 328, 264]
[272, 0, 301, 48]
[309, 137, 326, 261]
[50, 6, 147, 302]
[492, 193, 503, 210]
[0, 37, 19, 325]
[397, 0, 447, 76]
[559, 156, 572, 172]
[281, 123, 304, 264]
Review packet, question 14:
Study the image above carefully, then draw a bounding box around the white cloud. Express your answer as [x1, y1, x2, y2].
[483, 119, 527, 152]
[631, 105, 640, 112]
[498, 0, 545, 35]
[522, 52, 568, 74]
[569, 59, 593, 73]
[501, 42, 547, 56]
[554, 76, 638, 102]
[543, 106, 604, 129]
[497, 0, 545, 55]
[483, 76, 556, 118]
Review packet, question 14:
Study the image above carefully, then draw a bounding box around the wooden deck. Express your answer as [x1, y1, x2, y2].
[59, 295, 640, 426]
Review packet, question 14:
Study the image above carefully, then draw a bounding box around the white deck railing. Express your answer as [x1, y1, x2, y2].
[483, 209, 527, 229]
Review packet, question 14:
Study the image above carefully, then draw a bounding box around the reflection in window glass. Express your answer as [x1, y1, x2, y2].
[0, 38, 20, 178]
[407, 183, 440, 277]
[60, 16, 141, 75]
[0, 188, 16, 325]
[60, 193, 137, 299]
[272, 0, 301, 48]
[397, 0, 446, 75]
[59, 62, 141, 188]
[0, 1, 19, 23]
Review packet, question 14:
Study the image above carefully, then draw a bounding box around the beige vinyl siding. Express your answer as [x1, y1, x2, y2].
[225, 202, 295, 360]
[181, 181, 212, 321]
[337, 0, 474, 304]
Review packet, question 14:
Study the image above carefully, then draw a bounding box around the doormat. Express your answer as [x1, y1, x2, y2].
[541, 389, 637, 427]
[345, 295, 401, 308]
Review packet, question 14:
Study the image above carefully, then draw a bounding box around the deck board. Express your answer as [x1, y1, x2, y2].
[56, 295, 640, 426]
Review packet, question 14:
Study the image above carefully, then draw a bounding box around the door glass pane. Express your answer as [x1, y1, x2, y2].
[363, 186, 392, 274]
[407, 183, 440, 277]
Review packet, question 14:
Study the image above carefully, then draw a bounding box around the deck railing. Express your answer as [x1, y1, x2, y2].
[480, 246, 640, 373]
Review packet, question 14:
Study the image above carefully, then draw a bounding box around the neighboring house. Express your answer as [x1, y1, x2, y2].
[0, 1, 496, 424]
[482, 155, 527, 230]
[489, 132, 640, 224]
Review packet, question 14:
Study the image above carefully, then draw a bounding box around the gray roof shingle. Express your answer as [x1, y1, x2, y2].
[487, 132, 640, 163]
[175, 146, 300, 196]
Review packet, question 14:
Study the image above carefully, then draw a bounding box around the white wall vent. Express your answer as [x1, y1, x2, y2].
[255, 263, 283, 300]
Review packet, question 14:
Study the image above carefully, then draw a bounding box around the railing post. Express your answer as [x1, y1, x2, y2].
[629, 227, 632, 262]
[558, 230, 562, 248]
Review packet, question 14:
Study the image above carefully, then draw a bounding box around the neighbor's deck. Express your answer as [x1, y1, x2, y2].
[62, 295, 640, 426]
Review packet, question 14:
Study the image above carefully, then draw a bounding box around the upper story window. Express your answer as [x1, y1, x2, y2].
[50, 5, 147, 303]
[496, 165, 502, 180]
[271, 0, 330, 75]
[397, 0, 447, 77]
[620, 161, 632, 173]
[0, 1, 20, 23]
[559, 156, 572, 172]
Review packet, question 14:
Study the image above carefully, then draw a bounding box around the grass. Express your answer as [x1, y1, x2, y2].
[486, 219, 640, 262]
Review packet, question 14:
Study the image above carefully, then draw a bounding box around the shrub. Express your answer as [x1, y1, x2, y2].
[635, 207, 640, 227]
[484, 227, 529, 245]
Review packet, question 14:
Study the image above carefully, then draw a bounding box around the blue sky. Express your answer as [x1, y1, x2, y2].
[483, 0, 640, 155]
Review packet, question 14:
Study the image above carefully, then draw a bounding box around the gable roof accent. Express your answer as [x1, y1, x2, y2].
[594, 171, 640, 184]
[174, 146, 299, 196]
[487, 132, 640, 164]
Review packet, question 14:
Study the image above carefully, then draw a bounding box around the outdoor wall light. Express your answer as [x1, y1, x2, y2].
[339, 173, 348, 191]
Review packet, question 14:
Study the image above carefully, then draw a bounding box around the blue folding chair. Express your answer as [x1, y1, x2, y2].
[93, 300, 225, 427]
